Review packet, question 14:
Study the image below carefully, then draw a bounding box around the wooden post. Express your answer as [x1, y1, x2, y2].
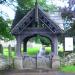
[52, 35, 60, 69]
[35, 0, 39, 27]
[8, 45, 11, 58]
[8, 45, 12, 68]
[16, 36, 21, 56]
[35, 54, 37, 69]
[0, 44, 3, 55]
[23, 38, 29, 53]
[23, 40, 27, 52]
[53, 35, 58, 55]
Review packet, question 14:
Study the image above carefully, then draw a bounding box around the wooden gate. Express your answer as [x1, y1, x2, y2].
[23, 55, 52, 69]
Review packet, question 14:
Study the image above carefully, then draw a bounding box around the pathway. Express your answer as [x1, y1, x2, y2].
[0, 70, 75, 75]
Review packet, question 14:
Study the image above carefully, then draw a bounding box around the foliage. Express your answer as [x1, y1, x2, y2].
[28, 35, 51, 46]
[71, 21, 75, 30]
[45, 47, 51, 54]
[0, 0, 16, 40]
[61, 7, 75, 37]
[40, 36, 51, 46]
[0, 0, 6, 4]
[64, 21, 75, 40]
[13, 0, 56, 26]
[0, 16, 14, 40]
[17, 0, 56, 11]
[0, 0, 16, 4]
[61, 65, 75, 73]
[61, 8, 73, 19]
[33, 35, 41, 44]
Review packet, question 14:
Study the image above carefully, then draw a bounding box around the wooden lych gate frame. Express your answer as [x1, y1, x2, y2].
[11, 0, 64, 69]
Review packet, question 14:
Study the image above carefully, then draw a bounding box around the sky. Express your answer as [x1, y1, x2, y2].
[47, 0, 69, 8]
[0, 0, 69, 19]
[0, 4, 15, 19]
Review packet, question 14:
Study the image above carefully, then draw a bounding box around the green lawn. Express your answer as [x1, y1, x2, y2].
[27, 47, 51, 55]
[3, 46, 64, 57]
[27, 47, 39, 55]
[60, 65, 75, 73]
[3, 47, 52, 57]
[3, 48, 15, 58]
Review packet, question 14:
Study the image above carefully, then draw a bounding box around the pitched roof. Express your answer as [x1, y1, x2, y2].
[11, 5, 64, 34]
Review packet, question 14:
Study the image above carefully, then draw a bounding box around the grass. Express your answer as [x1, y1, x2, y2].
[60, 65, 75, 73]
[27, 47, 51, 55]
[3, 48, 8, 56]
[27, 47, 39, 55]
[45, 47, 51, 54]
[3, 48, 15, 58]
[2, 45, 64, 57]
[3, 47, 52, 57]
[3, 46, 61, 55]
[3, 46, 64, 56]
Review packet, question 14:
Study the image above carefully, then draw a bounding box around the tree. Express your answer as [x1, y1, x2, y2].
[0, 0, 16, 40]
[0, 16, 14, 40]
[12, 0, 56, 27]
[0, 0, 6, 4]
[61, 7, 75, 35]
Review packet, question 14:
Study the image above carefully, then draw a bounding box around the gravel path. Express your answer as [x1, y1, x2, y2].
[0, 70, 75, 75]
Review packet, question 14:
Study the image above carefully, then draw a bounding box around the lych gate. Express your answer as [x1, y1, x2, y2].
[11, 1, 64, 69]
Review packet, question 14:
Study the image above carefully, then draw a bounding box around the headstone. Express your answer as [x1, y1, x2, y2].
[37, 46, 45, 57]
[8, 45, 13, 65]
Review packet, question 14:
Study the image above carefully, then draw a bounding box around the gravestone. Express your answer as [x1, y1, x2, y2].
[37, 46, 45, 57]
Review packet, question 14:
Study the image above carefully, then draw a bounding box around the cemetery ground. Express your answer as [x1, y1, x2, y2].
[0, 47, 75, 73]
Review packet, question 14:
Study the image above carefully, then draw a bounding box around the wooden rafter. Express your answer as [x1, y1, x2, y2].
[11, 4, 64, 35]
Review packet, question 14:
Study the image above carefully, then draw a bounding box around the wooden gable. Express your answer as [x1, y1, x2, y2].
[11, 5, 64, 35]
